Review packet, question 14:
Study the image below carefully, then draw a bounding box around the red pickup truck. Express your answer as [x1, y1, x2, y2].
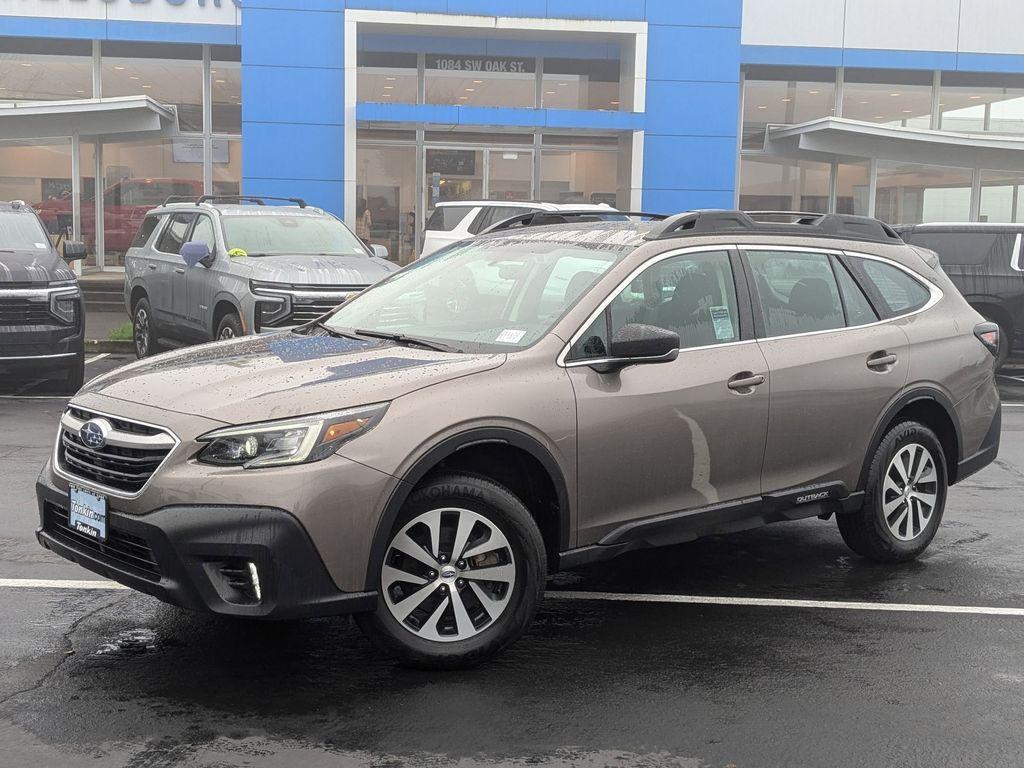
[35, 178, 203, 255]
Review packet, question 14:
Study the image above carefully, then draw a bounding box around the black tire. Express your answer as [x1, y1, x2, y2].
[356, 472, 546, 669]
[63, 351, 85, 394]
[215, 312, 244, 341]
[837, 421, 947, 563]
[132, 297, 163, 359]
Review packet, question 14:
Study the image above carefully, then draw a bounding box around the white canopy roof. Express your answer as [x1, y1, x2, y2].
[0, 96, 177, 143]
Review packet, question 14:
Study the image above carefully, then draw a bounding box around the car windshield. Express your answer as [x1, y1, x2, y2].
[0, 210, 50, 252]
[221, 211, 368, 257]
[323, 232, 639, 352]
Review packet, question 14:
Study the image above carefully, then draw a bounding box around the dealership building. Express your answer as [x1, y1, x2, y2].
[7, 0, 1024, 269]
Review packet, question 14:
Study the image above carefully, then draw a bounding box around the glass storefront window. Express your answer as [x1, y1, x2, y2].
[425, 147, 485, 208]
[425, 54, 536, 108]
[100, 139, 204, 266]
[488, 150, 533, 201]
[980, 170, 1024, 222]
[742, 66, 836, 150]
[101, 42, 204, 132]
[357, 143, 417, 265]
[539, 149, 618, 205]
[211, 46, 242, 135]
[542, 58, 621, 111]
[940, 73, 1024, 135]
[835, 163, 870, 215]
[842, 69, 933, 129]
[0, 38, 93, 102]
[357, 51, 418, 104]
[738, 156, 831, 213]
[212, 139, 242, 198]
[874, 161, 973, 226]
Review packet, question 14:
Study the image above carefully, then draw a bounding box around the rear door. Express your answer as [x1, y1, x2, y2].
[742, 246, 910, 495]
[568, 247, 771, 544]
[152, 211, 196, 328]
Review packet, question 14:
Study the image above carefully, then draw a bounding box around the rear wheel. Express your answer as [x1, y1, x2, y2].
[132, 298, 163, 358]
[215, 312, 243, 341]
[356, 473, 546, 669]
[837, 421, 947, 562]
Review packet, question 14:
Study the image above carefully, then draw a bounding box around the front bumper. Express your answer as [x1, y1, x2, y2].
[36, 478, 377, 619]
[0, 317, 84, 372]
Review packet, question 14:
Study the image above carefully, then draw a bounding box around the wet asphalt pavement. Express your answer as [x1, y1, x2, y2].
[1, 354, 1024, 767]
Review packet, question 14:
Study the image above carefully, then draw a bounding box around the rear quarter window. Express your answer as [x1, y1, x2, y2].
[854, 257, 932, 316]
[904, 231, 1013, 267]
[130, 215, 161, 249]
[425, 206, 474, 232]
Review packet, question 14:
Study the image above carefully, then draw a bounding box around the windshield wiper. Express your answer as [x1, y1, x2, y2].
[302, 321, 364, 340]
[353, 328, 459, 353]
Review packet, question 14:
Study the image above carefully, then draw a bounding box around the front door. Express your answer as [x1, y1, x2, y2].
[181, 213, 218, 335]
[742, 247, 910, 494]
[152, 211, 196, 329]
[567, 247, 771, 544]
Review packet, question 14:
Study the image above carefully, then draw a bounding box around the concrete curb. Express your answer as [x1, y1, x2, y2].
[86, 340, 134, 354]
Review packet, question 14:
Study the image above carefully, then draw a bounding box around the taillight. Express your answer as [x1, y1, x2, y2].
[975, 322, 1000, 357]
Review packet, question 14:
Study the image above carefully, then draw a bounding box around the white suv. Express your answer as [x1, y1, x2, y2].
[420, 201, 615, 258]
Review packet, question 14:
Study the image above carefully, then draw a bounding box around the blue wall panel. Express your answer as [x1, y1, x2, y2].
[243, 65, 345, 125]
[647, 24, 742, 83]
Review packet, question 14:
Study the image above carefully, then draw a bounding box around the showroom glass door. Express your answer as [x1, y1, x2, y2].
[487, 149, 533, 201]
[424, 148, 484, 210]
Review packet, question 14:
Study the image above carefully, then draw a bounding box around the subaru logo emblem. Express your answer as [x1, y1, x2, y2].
[79, 419, 110, 450]
[440, 567, 457, 580]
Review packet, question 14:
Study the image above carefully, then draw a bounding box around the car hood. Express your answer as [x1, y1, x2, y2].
[237, 253, 399, 285]
[0, 248, 74, 284]
[81, 332, 505, 426]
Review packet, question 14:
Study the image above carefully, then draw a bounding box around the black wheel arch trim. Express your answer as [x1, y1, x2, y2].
[857, 387, 964, 491]
[363, 427, 572, 590]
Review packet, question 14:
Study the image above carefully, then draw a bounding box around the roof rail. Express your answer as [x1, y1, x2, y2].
[482, 209, 667, 235]
[161, 195, 308, 208]
[644, 209, 903, 245]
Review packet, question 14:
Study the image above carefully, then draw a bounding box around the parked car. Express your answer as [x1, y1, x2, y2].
[37, 210, 1000, 668]
[124, 195, 400, 357]
[0, 201, 87, 392]
[898, 223, 1024, 368]
[35, 178, 205, 255]
[420, 200, 616, 258]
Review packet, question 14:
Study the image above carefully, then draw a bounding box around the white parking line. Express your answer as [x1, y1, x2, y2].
[1002, 402, 1024, 408]
[545, 590, 1024, 617]
[1, 579, 1023, 617]
[0, 578, 128, 590]
[84, 353, 109, 365]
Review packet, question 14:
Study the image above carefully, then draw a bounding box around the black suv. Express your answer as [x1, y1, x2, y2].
[0, 201, 87, 391]
[899, 223, 1024, 368]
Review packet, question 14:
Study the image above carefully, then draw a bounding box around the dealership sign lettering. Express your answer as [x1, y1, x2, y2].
[426, 55, 534, 74]
[36, 0, 242, 6]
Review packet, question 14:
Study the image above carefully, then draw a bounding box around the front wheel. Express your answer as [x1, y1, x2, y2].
[356, 473, 546, 669]
[215, 312, 243, 341]
[132, 298, 163, 359]
[837, 421, 947, 563]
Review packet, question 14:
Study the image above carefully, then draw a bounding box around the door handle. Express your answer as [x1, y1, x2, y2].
[866, 352, 898, 370]
[147, 264, 158, 270]
[727, 372, 766, 392]
[173, 267, 185, 275]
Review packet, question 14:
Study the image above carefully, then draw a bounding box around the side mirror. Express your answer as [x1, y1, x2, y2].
[371, 244, 389, 260]
[63, 241, 87, 262]
[590, 323, 680, 374]
[180, 240, 211, 268]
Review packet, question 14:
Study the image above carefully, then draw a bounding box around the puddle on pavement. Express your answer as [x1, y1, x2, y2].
[90, 628, 163, 658]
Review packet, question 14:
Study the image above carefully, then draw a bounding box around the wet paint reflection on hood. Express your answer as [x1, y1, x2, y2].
[82, 331, 505, 425]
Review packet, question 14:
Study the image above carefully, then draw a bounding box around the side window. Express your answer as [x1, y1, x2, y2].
[425, 206, 474, 232]
[747, 250, 844, 337]
[833, 259, 878, 327]
[155, 213, 196, 255]
[568, 250, 739, 360]
[130, 215, 161, 249]
[536, 255, 608, 322]
[857, 258, 932, 316]
[190, 215, 217, 251]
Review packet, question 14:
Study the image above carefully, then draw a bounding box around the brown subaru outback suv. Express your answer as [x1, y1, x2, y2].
[36, 210, 1001, 668]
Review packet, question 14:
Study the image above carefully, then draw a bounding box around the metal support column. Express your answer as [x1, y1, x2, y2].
[94, 142, 104, 269]
[867, 158, 878, 219]
[828, 161, 839, 213]
[970, 168, 983, 221]
[202, 45, 213, 195]
[71, 132, 82, 275]
[931, 70, 942, 130]
[834, 67, 844, 118]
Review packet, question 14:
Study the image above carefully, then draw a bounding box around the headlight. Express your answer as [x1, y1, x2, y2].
[49, 286, 80, 325]
[196, 402, 389, 468]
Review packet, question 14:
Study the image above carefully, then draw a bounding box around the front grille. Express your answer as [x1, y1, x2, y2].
[259, 284, 368, 329]
[57, 407, 176, 495]
[43, 502, 161, 582]
[0, 297, 53, 325]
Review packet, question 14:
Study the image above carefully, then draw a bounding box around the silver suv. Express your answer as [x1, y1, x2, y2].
[124, 196, 398, 357]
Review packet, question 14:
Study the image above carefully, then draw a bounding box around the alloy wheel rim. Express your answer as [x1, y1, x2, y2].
[134, 309, 149, 356]
[381, 507, 516, 642]
[219, 326, 235, 339]
[882, 443, 939, 541]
